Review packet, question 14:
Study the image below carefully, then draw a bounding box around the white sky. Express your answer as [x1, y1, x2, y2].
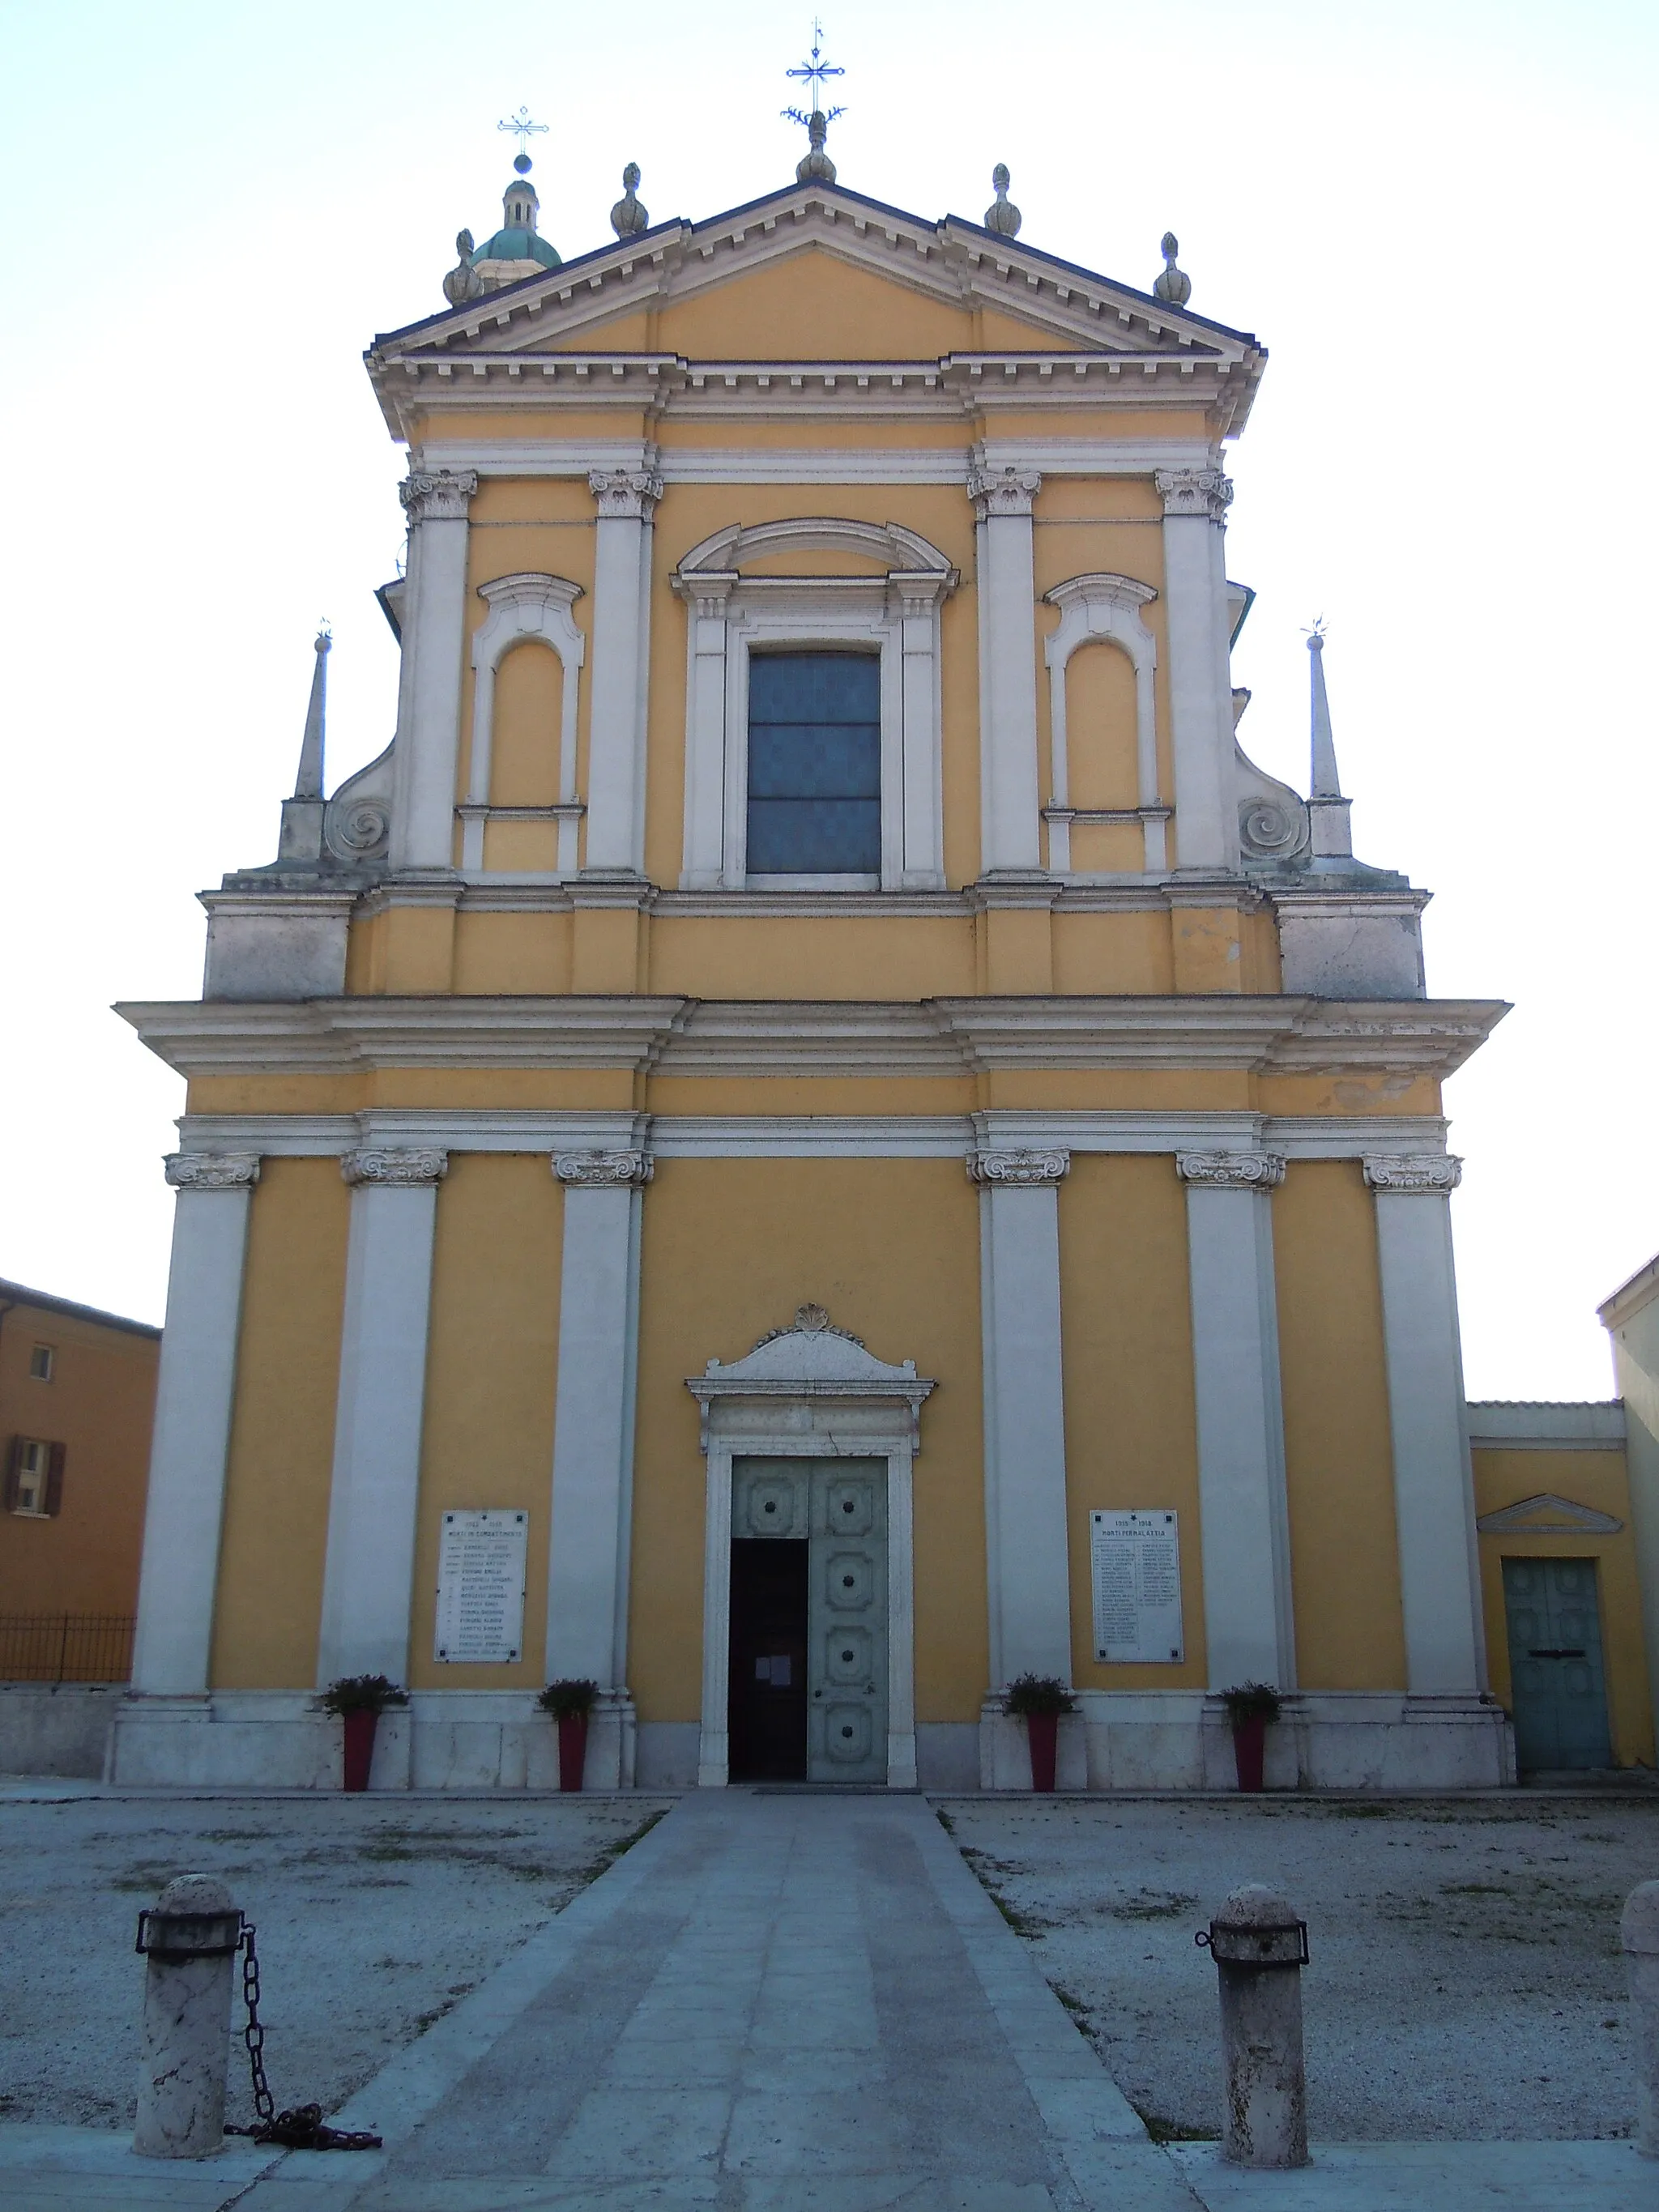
[0, 1, 1654, 1396]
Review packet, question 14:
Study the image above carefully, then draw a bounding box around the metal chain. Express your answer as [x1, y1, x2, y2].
[224, 1923, 382, 2153]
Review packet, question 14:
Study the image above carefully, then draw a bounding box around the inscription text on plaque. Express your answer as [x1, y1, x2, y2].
[435, 1509, 528, 1664]
[1090, 1509, 1184, 1664]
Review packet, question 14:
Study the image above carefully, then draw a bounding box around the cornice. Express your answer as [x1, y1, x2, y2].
[120, 995, 1508, 1082]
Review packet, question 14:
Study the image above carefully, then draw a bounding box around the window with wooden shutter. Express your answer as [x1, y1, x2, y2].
[746, 652, 881, 875]
[2, 1437, 20, 1514]
[43, 1442, 66, 1518]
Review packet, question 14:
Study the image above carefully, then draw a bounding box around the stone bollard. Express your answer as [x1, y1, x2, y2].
[1201, 1882, 1310, 2169]
[134, 1873, 243, 2159]
[1623, 1881, 1659, 2158]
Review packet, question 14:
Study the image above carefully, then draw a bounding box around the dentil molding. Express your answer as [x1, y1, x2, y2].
[164, 1152, 261, 1191]
[341, 1148, 450, 1187]
[966, 460, 1042, 519]
[399, 468, 479, 524]
[588, 467, 664, 520]
[967, 1148, 1071, 1186]
[1176, 1149, 1286, 1189]
[1363, 1153, 1462, 1194]
[1154, 466, 1234, 522]
[552, 1149, 655, 1187]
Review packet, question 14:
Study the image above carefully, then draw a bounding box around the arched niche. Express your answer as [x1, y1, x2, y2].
[460, 573, 585, 874]
[1042, 573, 1165, 876]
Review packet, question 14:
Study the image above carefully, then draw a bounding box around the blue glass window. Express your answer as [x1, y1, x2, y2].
[746, 653, 881, 875]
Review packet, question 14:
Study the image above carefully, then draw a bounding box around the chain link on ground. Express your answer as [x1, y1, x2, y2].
[223, 1922, 382, 2153]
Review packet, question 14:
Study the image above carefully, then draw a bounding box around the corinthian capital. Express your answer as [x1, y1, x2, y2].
[1176, 1150, 1285, 1190]
[341, 1148, 450, 1188]
[966, 460, 1042, 519]
[165, 1152, 261, 1191]
[588, 468, 663, 521]
[399, 468, 479, 524]
[967, 1148, 1070, 1186]
[1363, 1153, 1462, 1194]
[1154, 466, 1234, 522]
[553, 1149, 655, 1188]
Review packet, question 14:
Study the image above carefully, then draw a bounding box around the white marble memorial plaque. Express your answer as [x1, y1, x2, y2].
[1090, 1509, 1184, 1663]
[435, 1510, 527, 1664]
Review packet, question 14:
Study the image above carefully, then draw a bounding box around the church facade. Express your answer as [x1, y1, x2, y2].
[114, 132, 1533, 1792]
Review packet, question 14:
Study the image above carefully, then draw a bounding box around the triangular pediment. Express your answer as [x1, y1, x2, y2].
[1476, 1493, 1624, 1536]
[371, 181, 1260, 371]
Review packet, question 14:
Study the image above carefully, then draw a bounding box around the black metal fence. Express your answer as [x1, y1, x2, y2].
[0, 1613, 135, 1682]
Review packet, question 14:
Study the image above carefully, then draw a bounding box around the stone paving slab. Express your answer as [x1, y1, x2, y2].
[1166, 2141, 1653, 2209]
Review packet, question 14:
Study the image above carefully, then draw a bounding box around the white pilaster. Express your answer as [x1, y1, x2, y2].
[1156, 467, 1239, 873]
[584, 467, 662, 876]
[130, 1155, 260, 1696]
[969, 458, 1043, 876]
[545, 1151, 650, 1758]
[679, 575, 736, 888]
[970, 1148, 1073, 1683]
[316, 1149, 447, 1687]
[1178, 1152, 1296, 1690]
[1366, 1154, 1486, 1694]
[390, 468, 477, 872]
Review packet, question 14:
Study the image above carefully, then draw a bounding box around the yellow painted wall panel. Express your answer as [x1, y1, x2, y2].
[1050, 910, 1174, 995]
[450, 911, 572, 995]
[1473, 1446, 1653, 1766]
[1062, 641, 1140, 810]
[655, 249, 979, 359]
[1058, 1154, 1209, 1688]
[210, 1158, 349, 1688]
[645, 914, 977, 1000]
[629, 1158, 987, 1724]
[1273, 1161, 1407, 1690]
[407, 1156, 563, 1690]
[489, 640, 564, 808]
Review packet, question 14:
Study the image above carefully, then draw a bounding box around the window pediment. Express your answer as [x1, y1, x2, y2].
[676, 515, 957, 584]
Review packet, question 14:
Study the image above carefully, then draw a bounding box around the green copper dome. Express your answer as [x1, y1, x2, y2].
[472, 227, 561, 271]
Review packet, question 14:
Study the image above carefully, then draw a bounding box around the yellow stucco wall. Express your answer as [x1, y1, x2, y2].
[0, 1295, 158, 1619]
[1058, 1155, 1208, 1689]
[628, 1157, 987, 1725]
[407, 1155, 564, 1690]
[1273, 1162, 1408, 1690]
[211, 1158, 349, 1687]
[1473, 1445, 1654, 1767]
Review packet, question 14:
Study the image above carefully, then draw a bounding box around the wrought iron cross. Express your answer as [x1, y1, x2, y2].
[784, 19, 845, 125]
[497, 107, 548, 156]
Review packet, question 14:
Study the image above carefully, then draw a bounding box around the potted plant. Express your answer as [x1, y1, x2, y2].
[537, 1679, 598, 1792]
[1220, 1681, 1282, 1793]
[318, 1675, 408, 1792]
[1004, 1674, 1077, 1793]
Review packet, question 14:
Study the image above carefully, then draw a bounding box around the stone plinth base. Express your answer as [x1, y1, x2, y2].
[977, 1690, 1516, 1792]
[109, 1689, 638, 1790]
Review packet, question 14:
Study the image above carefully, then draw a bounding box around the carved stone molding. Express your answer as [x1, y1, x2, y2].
[1363, 1153, 1463, 1195]
[1154, 467, 1234, 522]
[588, 467, 664, 521]
[966, 461, 1043, 520]
[1176, 1150, 1286, 1190]
[341, 1148, 450, 1188]
[552, 1149, 655, 1188]
[164, 1152, 261, 1191]
[399, 468, 479, 525]
[966, 1148, 1071, 1186]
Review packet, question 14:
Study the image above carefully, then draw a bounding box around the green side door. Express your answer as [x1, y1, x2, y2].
[1502, 1556, 1612, 1771]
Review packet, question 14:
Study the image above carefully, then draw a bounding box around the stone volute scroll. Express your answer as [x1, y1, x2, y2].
[399, 468, 479, 526]
[587, 467, 663, 521]
[1363, 1154, 1463, 1194]
[966, 461, 1043, 521]
[164, 1153, 262, 1191]
[1176, 1152, 1287, 1191]
[1154, 467, 1233, 523]
[967, 1149, 1071, 1186]
[552, 1150, 655, 1188]
[340, 1148, 450, 1188]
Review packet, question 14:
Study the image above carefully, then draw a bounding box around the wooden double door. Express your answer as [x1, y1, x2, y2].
[727, 1456, 888, 1784]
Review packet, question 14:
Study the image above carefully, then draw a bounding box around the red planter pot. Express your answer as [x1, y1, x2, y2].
[1026, 1710, 1059, 1792]
[557, 1711, 590, 1792]
[1231, 1711, 1267, 1792]
[342, 1707, 378, 1792]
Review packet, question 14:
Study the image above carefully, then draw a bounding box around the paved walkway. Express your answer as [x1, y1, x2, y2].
[1, 1791, 1652, 2210]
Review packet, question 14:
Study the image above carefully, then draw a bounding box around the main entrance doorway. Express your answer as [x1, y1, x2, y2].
[727, 1457, 888, 1784]
[1502, 1556, 1612, 1771]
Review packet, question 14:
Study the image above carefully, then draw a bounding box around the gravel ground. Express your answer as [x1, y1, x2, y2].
[0, 1792, 669, 2130]
[936, 1793, 1659, 2144]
